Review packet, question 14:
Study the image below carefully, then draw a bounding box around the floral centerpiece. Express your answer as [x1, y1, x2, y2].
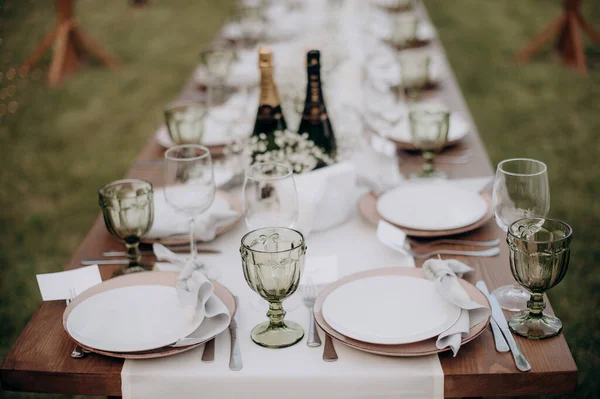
[222, 129, 337, 174]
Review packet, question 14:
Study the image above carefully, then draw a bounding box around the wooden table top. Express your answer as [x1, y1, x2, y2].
[0, 4, 577, 397]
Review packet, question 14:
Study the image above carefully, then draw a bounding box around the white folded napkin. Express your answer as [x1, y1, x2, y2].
[294, 162, 358, 235]
[148, 188, 240, 242]
[152, 244, 231, 347]
[422, 258, 490, 356]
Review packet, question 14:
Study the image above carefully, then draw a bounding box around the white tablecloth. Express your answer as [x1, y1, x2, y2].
[123, 1, 447, 397]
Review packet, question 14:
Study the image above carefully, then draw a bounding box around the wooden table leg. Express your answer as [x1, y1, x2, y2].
[19, 0, 119, 86]
[516, 0, 598, 75]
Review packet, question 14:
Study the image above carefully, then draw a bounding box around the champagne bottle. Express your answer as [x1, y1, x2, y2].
[298, 50, 337, 157]
[252, 47, 287, 136]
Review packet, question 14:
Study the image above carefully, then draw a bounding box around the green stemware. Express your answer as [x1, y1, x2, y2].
[408, 103, 450, 179]
[98, 179, 154, 274]
[164, 102, 208, 146]
[240, 227, 306, 348]
[507, 217, 572, 339]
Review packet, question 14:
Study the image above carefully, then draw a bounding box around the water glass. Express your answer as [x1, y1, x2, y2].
[240, 227, 306, 348]
[164, 102, 208, 145]
[243, 162, 299, 230]
[507, 217, 572, 339]
[200, 47, 235, 105]
[98, 179, 154, 274]
[163, 145, 218, 278]
[492, 158, 550, 311]
[409, 103, 450, 178]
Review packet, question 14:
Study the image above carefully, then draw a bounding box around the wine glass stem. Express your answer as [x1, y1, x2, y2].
[267, 300, 285, 327]
[527, 292, 546, 318]
[125, 243, 141, 267]
[422, 151, 435, 175]
[189, 217, 197, 263]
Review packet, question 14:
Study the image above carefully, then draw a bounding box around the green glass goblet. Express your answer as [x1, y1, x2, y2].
[98, 179, 154, 274]
[507, 217, 572, 339]
[390, 12, 419, 49]
[240, 227, 306, 348]
[397, 48, 430, 102]
[164, 102, 208, 146]
[409, 103, 450, 179]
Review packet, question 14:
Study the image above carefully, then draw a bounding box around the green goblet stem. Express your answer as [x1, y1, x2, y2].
[526, 293, 546, 318]
[125, 242, 142, 265]
[267, 300, 285, 327]
[422, 151, 435, 176]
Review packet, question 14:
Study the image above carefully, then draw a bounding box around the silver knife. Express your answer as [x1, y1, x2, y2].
[475, 281, 510, 353]
[229, 295, 243, 371]
[487, 292, 532, 372]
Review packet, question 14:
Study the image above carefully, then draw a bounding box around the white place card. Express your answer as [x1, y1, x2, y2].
[36, 265, 102, 301]
[300, 255, 339, 286]
[377, 219, 407, 250]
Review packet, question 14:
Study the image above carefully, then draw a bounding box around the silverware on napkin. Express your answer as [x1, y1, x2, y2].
[322, 333, 338, 362]
[301, 279, 322, 347]
[475, 281, 509, 353]
[229, 295, 243, 371]
[487, 291, 531, 372]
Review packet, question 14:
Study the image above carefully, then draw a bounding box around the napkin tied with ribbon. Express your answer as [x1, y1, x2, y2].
[423, 258, 490, 356]
[153, 244, 231, 347]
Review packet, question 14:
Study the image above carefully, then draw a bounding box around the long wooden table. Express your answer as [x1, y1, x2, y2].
[0, 4, 577, 398]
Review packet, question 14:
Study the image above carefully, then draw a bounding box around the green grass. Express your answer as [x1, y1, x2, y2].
[1, 0, 599, 398]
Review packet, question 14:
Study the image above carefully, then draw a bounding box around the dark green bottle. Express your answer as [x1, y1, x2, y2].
[252, 47, 287, 136]
[298, 50, 336, 157]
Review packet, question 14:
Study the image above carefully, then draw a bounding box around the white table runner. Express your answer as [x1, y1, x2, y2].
[123, 1, 447, 397]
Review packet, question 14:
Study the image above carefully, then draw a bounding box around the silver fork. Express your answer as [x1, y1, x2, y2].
[391, 241, 500, 259]
[301, 279, 322, 347]
[66, 289, 85, 359]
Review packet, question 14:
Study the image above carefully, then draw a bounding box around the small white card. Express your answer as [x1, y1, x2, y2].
[300, 255, 339, 286]
[377, 220, 407, 251]
[36, 265, 103, 301]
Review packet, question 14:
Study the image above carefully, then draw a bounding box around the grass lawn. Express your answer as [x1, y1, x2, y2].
[0, 0, 598, 398]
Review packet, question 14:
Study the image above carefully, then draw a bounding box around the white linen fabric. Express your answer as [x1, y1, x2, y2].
[151, 244, 232, 347]
[148, 187, 240, 242]
[422, 259, 490, 356]
[295, 161, 358, 235]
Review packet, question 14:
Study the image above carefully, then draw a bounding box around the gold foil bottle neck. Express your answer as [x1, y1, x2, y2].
[258, 47, 273, 68]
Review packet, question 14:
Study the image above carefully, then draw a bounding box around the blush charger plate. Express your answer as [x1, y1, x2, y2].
[155, 124, 227, 157]
[359, 191, 493, 238]
[62, 272, 236, 359]
[314, 267, 490, 356]
[141, 190, 242, 245]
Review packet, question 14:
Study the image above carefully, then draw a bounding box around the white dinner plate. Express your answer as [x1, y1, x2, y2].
[376, 182, 488, 231]
[66, 285, 204, 352]
[322, 275, 461, 345]
[387, 112, 470, 144]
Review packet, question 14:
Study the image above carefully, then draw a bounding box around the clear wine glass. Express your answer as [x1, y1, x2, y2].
[492, 158, 550, 311]
[242, 162, 299, 230]
[163, 145, 218, 278]
[280, 82, 305, 132]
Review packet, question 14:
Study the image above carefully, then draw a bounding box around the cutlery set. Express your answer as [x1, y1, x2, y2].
[80, 244, 221, 266]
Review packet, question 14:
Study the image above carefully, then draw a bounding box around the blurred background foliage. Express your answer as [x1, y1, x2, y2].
[0, 0, 598, 398]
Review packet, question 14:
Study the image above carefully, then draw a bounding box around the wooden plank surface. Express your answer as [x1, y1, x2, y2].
[0, 2, 577, 397]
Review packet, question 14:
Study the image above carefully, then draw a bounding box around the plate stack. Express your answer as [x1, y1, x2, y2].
[314, 268, 490, 356]
[360, 180, 493, 237]
[62, 272, 235, 359]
